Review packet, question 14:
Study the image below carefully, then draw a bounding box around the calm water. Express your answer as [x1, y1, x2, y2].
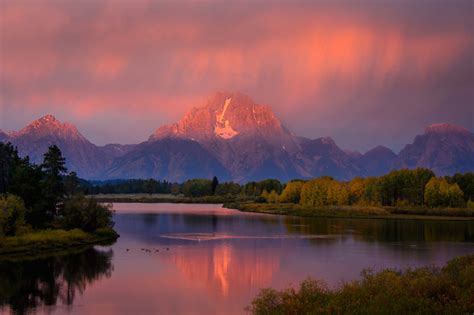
[2, 203, 474, 314]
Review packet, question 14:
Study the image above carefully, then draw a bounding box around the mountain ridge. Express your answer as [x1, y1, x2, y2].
[2, 92, 473, 181]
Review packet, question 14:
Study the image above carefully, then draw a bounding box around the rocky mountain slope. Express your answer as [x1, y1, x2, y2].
[2, 93, 473, 182]
[394, 123, 474, 175]
[355, 145, 397, 177]
[102, 138, 231, 182]
[2, 115, 122, 178]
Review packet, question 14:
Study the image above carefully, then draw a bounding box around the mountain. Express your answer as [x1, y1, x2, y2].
[150, 92, 302, 181]
[150, 92, 298, 150]
[98, 143, 136, 158]
[394, 123, 474, 175]
[3, 115, 119, 178]
[102, 138, 231, 182]
[0, 130, 9, 142]
[355, 145, 397, 177]
[294, 137, 360, 180]
[2, 95, 473, 182]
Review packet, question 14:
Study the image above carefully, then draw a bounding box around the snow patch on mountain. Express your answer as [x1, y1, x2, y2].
[214, 97, 239, 139]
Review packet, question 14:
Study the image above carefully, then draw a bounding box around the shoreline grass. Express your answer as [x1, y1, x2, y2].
[0, 228, 119, 260]
[225, 202, 474, 221]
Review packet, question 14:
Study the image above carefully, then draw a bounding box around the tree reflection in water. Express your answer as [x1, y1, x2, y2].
[283, 217, 474, 243]
[0, 246, 114, 314]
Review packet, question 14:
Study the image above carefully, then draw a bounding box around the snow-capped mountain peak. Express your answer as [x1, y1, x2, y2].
[214, 97, 239, 139]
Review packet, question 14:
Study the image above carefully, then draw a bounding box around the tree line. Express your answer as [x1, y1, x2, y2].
[81, 177, 283, 198]
[278, 169, 474, 208]
[79, 169, 474, 209]
[0, 143, 113, 236]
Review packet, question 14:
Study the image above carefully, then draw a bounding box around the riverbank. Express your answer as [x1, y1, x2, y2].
[225, 202, 474, 221]
[90, 193, 246, 204]
[0, 228, 119, 260]
[248, 254, 474, 314]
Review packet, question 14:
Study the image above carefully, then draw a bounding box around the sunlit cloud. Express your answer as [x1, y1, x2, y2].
[1, 0, 472, 150]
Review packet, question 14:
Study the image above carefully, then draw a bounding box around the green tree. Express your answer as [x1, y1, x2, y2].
[215, 182, 242, 196]
[143, 178, 156, 195]
[425, 177, 443, 207]
[447, 183, 464, 207]
[41, 145, 67, 219]
[244, 179, 283, 196]
[0, 194, 28, 236]
[379, 169, 434, 206]
[182, 179, 212, 197]
[448, 173, 474, 202]
[8, 158, 45, 227]
[0, 143, 21, 194]
[211, 176, 219, 195]
[61, 194, 114, 232]
[64, 171, 80, 197]
[425, 177, 465, 207]
[362, 177, 382, 206]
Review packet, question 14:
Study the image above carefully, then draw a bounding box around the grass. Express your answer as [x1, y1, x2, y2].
[0, 227, 119, 260]
[225, 202, 474, 221]
[248, 255, 474, 314]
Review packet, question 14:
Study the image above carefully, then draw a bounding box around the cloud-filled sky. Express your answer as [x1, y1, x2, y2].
[1, 0, 473, 152]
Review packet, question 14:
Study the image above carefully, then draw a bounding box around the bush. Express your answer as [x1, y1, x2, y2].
[254, 196, 267, 203]
[0, 194, 28, 236]
[248, 255, 474, 314]
[61, 194, 114, 232]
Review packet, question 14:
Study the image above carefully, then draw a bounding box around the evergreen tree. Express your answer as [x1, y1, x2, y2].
[64, 171, 80, 197]
[0, 143, 21, 193]
[41, 145, 67, 219]
[211, 176, 219, 195]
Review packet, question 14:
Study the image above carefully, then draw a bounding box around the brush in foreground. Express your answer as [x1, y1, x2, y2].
[248, 255, 474, 314]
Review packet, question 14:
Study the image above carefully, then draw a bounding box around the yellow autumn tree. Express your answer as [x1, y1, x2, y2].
[424, 177, 465, 207]
[279, 181, 304, 203]
[349, 177, 365, 205]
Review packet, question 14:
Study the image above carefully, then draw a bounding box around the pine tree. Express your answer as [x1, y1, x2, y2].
[41, 145, 67, 219]
[211, 176, 219, 195]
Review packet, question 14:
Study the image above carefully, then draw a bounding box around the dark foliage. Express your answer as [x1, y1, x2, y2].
[0, 143, 114, 232]
[249, 255, 474, 315]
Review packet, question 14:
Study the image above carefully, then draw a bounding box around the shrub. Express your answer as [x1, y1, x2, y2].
[61, 194, 114, 232]
[254, 196, 267, 203]
[248, 255, 474, 314]
[0, 194, 28, 236]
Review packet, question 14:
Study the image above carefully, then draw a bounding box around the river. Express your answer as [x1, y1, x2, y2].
[1, 203, 474, 314]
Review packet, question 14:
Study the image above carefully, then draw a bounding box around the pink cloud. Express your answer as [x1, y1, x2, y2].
[1, 0, 472, 150]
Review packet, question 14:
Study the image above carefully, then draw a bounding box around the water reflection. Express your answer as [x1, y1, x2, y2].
[168, 243, 280, 297]
[2, 204, 474, 315]
[282, 217, 474, 242]
[0, 247, 114, 315]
